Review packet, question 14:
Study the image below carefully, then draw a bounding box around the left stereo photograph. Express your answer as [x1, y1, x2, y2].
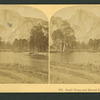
[0, 5, 48, 84]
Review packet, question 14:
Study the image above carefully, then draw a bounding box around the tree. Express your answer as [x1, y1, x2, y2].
[88, 38, 93, 49]
[30, 23, 48, 52]
[0, 37, 2, 49]
[88, 38, 100, 51]
[6, 42, 12, 49]
[13, 38, 19, 50]
[52, 29, 63, 51]
[52, 27, 76, 52]
[13, 38, 28, 51]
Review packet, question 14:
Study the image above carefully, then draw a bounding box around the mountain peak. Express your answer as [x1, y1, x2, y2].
[68, 9, 98, 42]
[75, 8, 96, 18]
[0, 9, 48, 43]
[0, 9, 21, 18]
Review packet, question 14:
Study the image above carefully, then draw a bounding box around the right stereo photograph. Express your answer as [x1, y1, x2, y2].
[50, 6, 100, 84]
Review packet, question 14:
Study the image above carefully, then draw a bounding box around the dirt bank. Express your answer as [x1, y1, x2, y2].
[50, 62, 100, 84]
[0, 63, 48, 83]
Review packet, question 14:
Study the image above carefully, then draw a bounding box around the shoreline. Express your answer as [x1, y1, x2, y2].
[0, 51, 48, 59]
[50, 50, 100, 53]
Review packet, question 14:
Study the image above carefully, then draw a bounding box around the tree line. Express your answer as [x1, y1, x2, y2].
[51, 27, 76, 52]
[51, 27, 100, 52]
[88, 39, 100, 51]
[0, 23, 48, 52]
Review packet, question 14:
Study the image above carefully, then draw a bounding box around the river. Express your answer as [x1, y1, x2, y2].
[0, 52, 48, 83]
[50, 52, 100, 84]
[50, 52, 100, 65]
[0, 52, 48, 66]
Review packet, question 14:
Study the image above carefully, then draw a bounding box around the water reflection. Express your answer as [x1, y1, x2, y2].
[0, 52, 48, 67]
[50, 52, 100, 65]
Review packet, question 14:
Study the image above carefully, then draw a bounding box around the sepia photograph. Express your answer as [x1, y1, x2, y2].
[0, 5, 48, 84]
[50, 6, 100, 84]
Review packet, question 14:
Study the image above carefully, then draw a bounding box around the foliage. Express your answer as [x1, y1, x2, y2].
[30, 23, 48, 52]
[13, 38, 28, 51]
[88, 38, 100, 50]
[52, 27, 76, 51]
[0, 24, 48, 53]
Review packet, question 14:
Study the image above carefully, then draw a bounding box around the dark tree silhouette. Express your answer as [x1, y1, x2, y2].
[52, 27, 76, 52]
[30, 23, 48, 52]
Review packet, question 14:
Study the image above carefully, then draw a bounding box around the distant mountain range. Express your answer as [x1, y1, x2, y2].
[0, 9, 48, 43]
[51, 9, 100, 43]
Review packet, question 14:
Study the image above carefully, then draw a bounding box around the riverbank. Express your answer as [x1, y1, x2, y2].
[28, 52, 48, 59]
[50, 49, 100, 53]
[50, 61, 100, 84]
[0, 63, 48, 83]
[0, 50, 48, 59]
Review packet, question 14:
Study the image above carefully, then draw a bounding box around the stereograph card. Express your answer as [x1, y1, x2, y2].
[0, 5, 99, 93]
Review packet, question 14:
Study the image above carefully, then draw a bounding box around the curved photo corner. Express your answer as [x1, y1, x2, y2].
[50, 6, 100, 84]
[0, 5, 48, 84]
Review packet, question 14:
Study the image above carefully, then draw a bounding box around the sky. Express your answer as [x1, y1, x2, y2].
[0, 5, 48, 21]
[0, 5, 100, 21]
[53, 6, 100, 20]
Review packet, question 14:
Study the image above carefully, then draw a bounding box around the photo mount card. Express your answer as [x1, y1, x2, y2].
[0, 5, 99, 93]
